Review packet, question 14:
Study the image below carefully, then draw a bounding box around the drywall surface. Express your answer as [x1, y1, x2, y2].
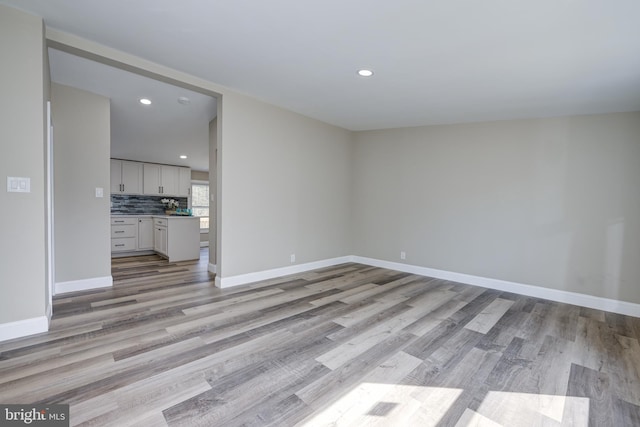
[353, 112, 640, 304]
[219, 92, 353, 277]
[52, 83, 111, 283]
[0, 6, 46, 324]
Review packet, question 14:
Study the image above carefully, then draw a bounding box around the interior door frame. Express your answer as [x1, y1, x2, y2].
[46, 100, 55, 318]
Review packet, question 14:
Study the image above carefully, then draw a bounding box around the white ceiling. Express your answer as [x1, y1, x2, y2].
[3, 0, 640, 132]
[49, 49, 216, 172]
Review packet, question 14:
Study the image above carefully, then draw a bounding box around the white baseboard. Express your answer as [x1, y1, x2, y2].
[110, 250, 155, 258]
[55, 275, 113, 294]
[200, 241, 209, 248]
[215, 254, 640, 317]
[208, 263, 217, 274]
[352, 256, 640, 318]
[216, 256, 353, 289]
[0, 316, 49, 343]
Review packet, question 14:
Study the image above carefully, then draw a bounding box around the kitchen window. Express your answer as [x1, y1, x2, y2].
[191, 182, 209, 230]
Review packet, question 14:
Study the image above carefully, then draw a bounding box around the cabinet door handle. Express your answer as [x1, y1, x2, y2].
[122, 184, 125, 192]
[115, 244, 125, 247]
[114, 220, 124, 223]
[115, 230, 125, 233]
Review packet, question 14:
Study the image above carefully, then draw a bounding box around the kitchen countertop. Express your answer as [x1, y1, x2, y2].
[111, 214, 198, 219]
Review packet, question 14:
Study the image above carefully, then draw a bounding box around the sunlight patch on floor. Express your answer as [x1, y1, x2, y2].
[474, 391, 590, 426]
[302, 383, 461, 426]
[301, 384, 590, 426]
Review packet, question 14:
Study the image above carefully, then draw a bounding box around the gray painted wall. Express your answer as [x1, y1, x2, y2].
[219, 92, 353, 277]
[51, 83, 111, 283]
[0, 6, 47, 324]
[191, 170, 209, 181]
[353, 112, 640, 304]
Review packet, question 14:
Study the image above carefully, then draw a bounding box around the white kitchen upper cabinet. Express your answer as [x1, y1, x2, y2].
[178, 167, 191, 197]
[143, 163, 181, 196]
[160, 165, 178, 196]
[143, 163, 161, 195]
[121, 161, 143, 194]
[111, 159, 143, 194]
[110, 160, 122, 193]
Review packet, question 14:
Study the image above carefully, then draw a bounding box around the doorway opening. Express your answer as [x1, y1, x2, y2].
[46, 40, 221, 304]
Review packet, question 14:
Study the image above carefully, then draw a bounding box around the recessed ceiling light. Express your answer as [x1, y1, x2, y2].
[179, 155, 188, 159]
[178, 96, 191, 105]
[357, 69, 374, 77]
[139, 98, 152, 105]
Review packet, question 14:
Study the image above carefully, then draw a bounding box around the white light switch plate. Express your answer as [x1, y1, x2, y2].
[7, 177, 30, 193]
[95, 187, 104, 198]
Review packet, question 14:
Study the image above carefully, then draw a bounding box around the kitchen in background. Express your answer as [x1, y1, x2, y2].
[110, 159, 202, 262]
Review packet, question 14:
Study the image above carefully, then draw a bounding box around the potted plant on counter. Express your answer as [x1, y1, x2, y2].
[161, 198, 180, 215]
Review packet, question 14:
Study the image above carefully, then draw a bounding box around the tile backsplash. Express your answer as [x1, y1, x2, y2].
[111, 195, 188, 215]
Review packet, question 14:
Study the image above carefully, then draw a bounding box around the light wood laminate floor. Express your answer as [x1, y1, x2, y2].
[1, 250, 639, 426]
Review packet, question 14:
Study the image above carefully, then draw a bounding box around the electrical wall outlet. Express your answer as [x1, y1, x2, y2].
[290, 254, 296, 263]
[400, 251, 406, 260]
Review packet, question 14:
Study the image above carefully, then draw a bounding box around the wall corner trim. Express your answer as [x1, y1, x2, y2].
[0, 316, 49, 343]
[217, 256, 353, 289]
[55, 275, 113, 294]
[352, 256, 640, 318]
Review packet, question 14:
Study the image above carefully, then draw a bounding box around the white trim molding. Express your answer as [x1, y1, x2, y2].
[215, 254, 640, 317]
[216, 256, 352, 289]
[0, 316, 49, 343]
[352, 256, 640, 318]
[208, 263, 217, 274]
[55, 275, 113, 294]
[46, 304, 53, 325]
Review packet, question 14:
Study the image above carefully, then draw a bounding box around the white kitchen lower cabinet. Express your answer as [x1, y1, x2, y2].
[153, 218, 168, 256]
[138, 218, 154, 250]
[112, 215, 199, 261]
[111, 217, 137, 252]
[154, 216, 199, 262]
